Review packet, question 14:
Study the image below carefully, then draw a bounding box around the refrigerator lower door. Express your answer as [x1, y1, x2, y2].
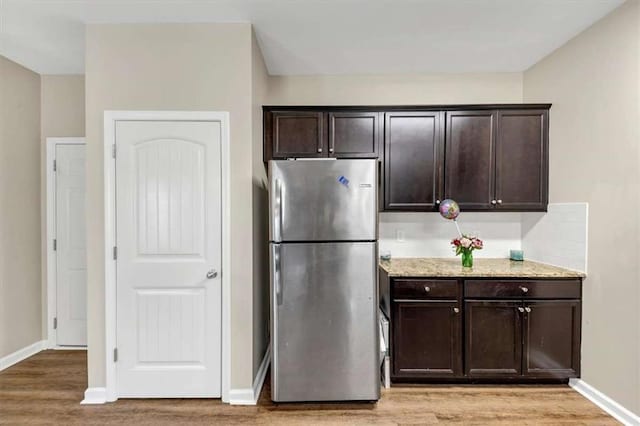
[271, 242, 379, 402]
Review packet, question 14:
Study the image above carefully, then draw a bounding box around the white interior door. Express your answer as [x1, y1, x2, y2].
[115, 120, 222, 398]
[55, 144, 87, 346]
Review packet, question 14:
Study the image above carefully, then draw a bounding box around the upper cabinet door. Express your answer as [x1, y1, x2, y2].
[328, 112, 380, 158]
[268, 111, 325, 159]
[444, 110, 496, 210]
[495, 109, 548, 211]
[384, 112, 443, 211]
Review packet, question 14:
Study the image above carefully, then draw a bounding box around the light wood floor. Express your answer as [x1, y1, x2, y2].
[0, 350, 617, 425]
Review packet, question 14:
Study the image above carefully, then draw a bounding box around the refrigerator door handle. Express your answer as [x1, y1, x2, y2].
[279, 180, 285, 241]
[274, 244, 283, 305]
[274, 178, 284, 243]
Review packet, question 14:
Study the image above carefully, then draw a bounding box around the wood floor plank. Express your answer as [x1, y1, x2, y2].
[0, 350, 618, 425]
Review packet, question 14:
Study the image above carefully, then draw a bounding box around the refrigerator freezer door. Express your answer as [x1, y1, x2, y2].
[269, 160, 377, 242]
[271, 242, 379, 402]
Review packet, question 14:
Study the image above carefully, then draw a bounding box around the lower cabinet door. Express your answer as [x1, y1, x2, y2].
[465, 300, 523, 377]
[523, 300, 581, 378]
[392, 301, 462, 378]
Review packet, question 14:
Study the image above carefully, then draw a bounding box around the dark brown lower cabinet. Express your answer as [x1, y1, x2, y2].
[386, 276, 582, 383]
[392, 301, 461, 378]
[523, 300, 581, 378]
[465, 300, 522, 377]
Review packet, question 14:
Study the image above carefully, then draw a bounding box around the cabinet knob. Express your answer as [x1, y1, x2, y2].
[491, 200, 497, 205]
[497, 199, 503, 205]
[436, 199, 441, 205]
[525, 307, 532, 313]
[520, 286, 529, 293]
[518, 307, 525, 313]
[423, 285, 431, 293]
[453, 307, 460, 313]
[329, 148, 334, 153]
[317, 148, 323, 153]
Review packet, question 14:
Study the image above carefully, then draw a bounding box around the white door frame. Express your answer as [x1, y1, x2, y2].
[103, 111, 231, 402]
[45, 137, 86, 349]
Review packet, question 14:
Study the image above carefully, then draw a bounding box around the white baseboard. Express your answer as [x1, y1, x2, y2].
[229, 344, 271, 405]
[0, 340, 47, 371]
[81, 387, 108, 404]
[569, 378, 640, 425]
[53, 346, 88, 351]
[81, 346, 271, 406]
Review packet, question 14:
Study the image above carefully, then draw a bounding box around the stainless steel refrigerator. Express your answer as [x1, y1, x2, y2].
[269, 159, 380, 402]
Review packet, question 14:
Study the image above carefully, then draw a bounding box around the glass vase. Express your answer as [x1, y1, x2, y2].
[461, 250, 473, 268]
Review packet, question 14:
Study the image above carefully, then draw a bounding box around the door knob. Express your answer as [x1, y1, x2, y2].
[206, 269, 218, 279]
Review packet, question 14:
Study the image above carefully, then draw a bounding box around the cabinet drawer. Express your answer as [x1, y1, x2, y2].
[465, 280, 581, 299]
[393, 279, 459, 300]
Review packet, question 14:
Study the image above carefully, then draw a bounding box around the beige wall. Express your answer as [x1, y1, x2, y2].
[524, 0, 640, 415]
[0, 56, 42, 357]
[251, 30, 270, 376]
[40, 74, 85, 340]
[85, 23, 258, 389]
[41, 75, 85, 137]
[267, 73, 523, 105]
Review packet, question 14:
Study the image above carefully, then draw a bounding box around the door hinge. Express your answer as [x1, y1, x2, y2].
[112, 144, 116, 158]
[53, 317, 57, 330]
[53, 159, 57, 172]
[113, 246, 117, 260]
[113, 348, 118, 362]
[53, 239, 57, 251]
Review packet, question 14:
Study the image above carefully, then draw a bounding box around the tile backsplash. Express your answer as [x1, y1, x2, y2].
[379, 203, 588, 273]
[379, 212, 522, 258]
[521, 203, 588, 273]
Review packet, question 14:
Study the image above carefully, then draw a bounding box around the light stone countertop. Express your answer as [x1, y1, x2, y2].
[379, 258, 586, 278]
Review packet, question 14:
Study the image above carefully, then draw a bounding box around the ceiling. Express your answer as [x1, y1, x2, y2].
[0, 0, 626, 75]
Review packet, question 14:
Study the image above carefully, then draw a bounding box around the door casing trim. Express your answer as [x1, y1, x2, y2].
[102, 111, 231, 402]
[45, 137, 86, 350]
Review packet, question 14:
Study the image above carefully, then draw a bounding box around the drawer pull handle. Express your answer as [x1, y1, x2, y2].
[423, 286, 431, 293]
[525, 307, 532, 313]
[520, 286, 529, 293]
[453, 307, 460, 313]
[518, 307, 525, 313]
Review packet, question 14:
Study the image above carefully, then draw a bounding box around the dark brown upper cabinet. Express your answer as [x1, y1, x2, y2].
[445, 110, 497, 210]
[264, 109, 380, 160]
[328, 111, 380, 158]
[267, 111, 325, 159]
[384, 111, 443, 211]
[264, 105, 550, 212]
[495, 109, 549, 211]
